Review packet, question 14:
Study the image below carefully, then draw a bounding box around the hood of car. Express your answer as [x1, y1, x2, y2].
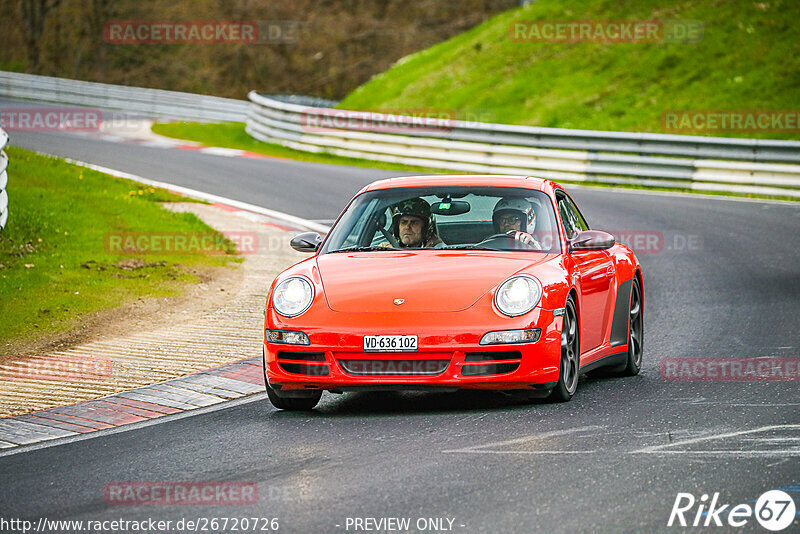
[316, 251, 556, 313]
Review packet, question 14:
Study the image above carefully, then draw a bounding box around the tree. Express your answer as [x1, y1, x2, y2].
[18, 0, 61, 72]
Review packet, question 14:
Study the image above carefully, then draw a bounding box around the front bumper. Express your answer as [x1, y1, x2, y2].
[264, 308, 562, 392]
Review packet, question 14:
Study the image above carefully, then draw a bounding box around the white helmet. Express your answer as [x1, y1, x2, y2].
[493, 197, 537, 233]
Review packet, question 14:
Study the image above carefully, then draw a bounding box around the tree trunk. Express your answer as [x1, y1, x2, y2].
[18, 0, 60, 73]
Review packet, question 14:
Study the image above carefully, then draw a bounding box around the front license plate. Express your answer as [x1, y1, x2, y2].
[364, 335, 418, 353]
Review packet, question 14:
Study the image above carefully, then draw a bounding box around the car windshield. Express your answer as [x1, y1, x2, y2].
[321, 186, 561, 254]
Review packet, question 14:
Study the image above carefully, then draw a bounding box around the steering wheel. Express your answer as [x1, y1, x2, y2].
[476, 233, 509, 244]
[476, 233, 539, 250]
[375, 212, 400, 248]
[380, 226, 400, 248]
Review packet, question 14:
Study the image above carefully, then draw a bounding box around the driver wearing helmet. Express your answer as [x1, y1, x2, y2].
[385, 197, 443, 248]
[492, 197, 541, 249]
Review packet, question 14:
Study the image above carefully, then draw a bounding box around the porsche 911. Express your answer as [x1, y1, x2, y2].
[262, 175, 644, 410]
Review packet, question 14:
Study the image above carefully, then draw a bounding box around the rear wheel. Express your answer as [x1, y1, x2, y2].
[620, 277, 643, 376]
[549, 296, 579, 402]
[265, 382, 322, 411]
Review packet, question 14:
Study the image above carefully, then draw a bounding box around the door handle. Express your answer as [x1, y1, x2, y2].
[605, 266, 615, 278]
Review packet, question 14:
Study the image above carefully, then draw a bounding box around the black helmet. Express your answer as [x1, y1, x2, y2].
[390, 197, 437, 246]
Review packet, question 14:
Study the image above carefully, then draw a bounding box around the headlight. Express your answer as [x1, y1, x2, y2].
[266, 330, 310, 345]
[272, 276, 314, 317]
[494, 275, 542, 317]
[480, 328, 540, 345]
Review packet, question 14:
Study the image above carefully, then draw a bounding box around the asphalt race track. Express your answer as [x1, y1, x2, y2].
[2, 107, 799, 533]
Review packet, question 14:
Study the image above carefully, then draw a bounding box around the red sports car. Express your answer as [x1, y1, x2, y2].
[263, 175, 643, 410]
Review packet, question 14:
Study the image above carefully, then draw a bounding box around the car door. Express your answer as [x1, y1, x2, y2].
[556, 191, 614, 355]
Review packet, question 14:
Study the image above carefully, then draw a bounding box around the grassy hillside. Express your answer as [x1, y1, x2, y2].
[339, 0, 800, 139]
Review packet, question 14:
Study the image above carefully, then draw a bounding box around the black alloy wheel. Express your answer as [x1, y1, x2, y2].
[550, 296, 579, 402]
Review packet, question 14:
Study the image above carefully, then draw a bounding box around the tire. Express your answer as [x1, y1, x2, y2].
[549, 296, 580, 402]
[620, 277, 644, 376]
[265, 382, 322, 411]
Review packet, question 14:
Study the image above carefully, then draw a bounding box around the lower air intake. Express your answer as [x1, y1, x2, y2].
[464, 351, 521, 362]
[339, 359, 449, 376]
[278, 362, 330, 376]
[276, 351, 326, 362]
[461, 362, 520, 376]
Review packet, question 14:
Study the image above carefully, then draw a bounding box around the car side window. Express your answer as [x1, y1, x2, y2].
[556, 193, 588, 240]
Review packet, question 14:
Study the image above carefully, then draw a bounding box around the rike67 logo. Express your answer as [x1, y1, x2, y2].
[668, 490, 796, 531]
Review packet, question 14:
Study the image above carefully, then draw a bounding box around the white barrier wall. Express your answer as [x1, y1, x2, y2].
[0, 71, 248, 122]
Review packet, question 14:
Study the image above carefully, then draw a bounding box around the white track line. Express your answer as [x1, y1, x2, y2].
[442, 425, 603, 454]
[631, 424, 800, 455]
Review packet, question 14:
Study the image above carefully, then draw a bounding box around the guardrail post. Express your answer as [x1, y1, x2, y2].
[0, 127, 9, 231]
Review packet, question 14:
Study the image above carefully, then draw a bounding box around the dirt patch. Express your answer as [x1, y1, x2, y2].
[111, 258, 168, 270]
[2, 262, 245, 361]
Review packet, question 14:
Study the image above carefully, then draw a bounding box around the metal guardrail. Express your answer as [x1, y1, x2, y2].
[0, 71, 248, 122]
[1, 126, 8, 230]
[1, 71, 797, 198]
[246, 92, 800, 198]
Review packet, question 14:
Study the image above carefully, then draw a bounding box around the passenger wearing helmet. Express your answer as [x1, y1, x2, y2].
[387, 197, 443, 248]
[492, 197, 541, 249]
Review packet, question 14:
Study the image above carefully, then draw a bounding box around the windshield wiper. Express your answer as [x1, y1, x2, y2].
[330, 246, 394, 253]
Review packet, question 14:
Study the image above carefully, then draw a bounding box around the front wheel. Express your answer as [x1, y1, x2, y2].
[265, 382, 322, 411]
[549, 296, 579, 402]
[620, 277, 643, 376]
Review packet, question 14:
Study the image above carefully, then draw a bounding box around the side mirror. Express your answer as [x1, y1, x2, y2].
[290, 232, 322, 253]
[569, 230, 615, 252]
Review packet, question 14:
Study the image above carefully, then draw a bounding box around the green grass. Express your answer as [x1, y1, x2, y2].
[339, 0, 800, 141]
[0, 147, 242, 353]
[151, 121, 442, 173]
